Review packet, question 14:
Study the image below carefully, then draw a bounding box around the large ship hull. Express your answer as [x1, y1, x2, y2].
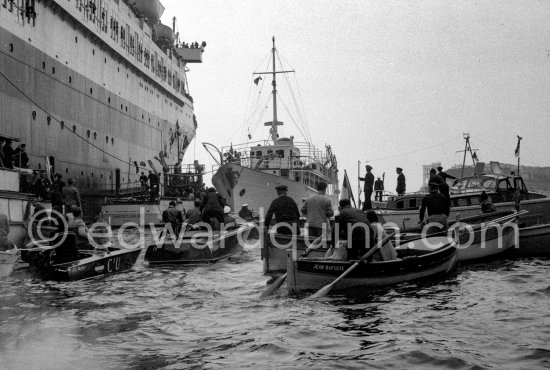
[212, 163, 339, 217]
[1, 0, 200, 219]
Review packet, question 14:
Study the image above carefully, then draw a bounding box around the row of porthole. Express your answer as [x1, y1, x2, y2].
[31, 111, 115, 145]
[34, 163, 119, 181]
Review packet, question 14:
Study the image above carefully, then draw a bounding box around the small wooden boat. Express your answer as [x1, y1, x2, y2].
[0, 246, 18, 278]
[144, 222, 253, 265]
[516, 222, 550, 256]
[20, 233, 141, 281]
[262, 232, 331, 274]
[287, 236, 457, 295]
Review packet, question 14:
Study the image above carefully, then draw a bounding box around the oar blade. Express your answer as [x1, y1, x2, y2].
[260, 273, 287, 298]
[305, 282, 334, 300]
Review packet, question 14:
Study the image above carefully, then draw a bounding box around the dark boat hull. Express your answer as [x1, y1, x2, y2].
[287, 237, 458, 295]
[144, 225, 252, 265]
[516, 223, 550, 256]
[22, 247, 141, 281]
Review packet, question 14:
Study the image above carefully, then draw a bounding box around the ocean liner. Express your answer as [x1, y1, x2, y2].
[205, 37, 339, 217]
[0, 0, 204, 218]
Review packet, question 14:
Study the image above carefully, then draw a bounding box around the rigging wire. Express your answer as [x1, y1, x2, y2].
[366, 136, 459, 163]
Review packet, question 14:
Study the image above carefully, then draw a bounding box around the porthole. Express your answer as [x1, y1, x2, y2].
[91, 173, 94, 177]
[90, 88, 93, 94]
[106, 136, 109, 143]
[81, 171, 84, 176]
[66, 168, 69, 173]
[93, 132, 97, 140]
[75, 36, 78, 43]
[108, 97, 111, 104]
[121, 104, 123, 110]
[104, 58, 107, 64]
[117, 67, 119, 72]
[92, 49, 95, 55]
[52, 67, 55, 74]
[87, 130, 90, 138]
[32, 111, 36, 120]
[60, 121, 64, 129]
[142, 114, 144, 119]
[42, 61, 45, 69]
[38, 164, 41, 169]
[9, 43, 13, 52]
[111, 138, 114, 145]
[125, 106, 128, 112]
[47, 116, 51, 125]
[69, 76, 72, 83]
[72, 125, 76, 132]
[101, 174, 103, 179]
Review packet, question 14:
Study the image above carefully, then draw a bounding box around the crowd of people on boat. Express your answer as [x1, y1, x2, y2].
[0, 139, 29, 169]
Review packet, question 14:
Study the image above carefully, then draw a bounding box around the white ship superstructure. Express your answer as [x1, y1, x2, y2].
[0, 0, 204, 216]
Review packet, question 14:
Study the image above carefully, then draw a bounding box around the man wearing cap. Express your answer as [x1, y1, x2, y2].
[301, 181, 334, 237]
[419, 182, 450, 234]
[62, 178, 81, 213]
[374, 177, 384, 202]
[200, 187, 226, 228]
[359, 165, 375, 210]
[264, 185, 301, 235]
[396, 167, 406, 196]
[186, 198, 202, 224]
[163, 200, 185, 237]
[238, 204, 253, 222]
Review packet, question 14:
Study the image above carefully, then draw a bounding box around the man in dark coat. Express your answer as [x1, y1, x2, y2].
[2, 139, 14, 169]
[163, 200, 185, 237]
[264, 185, 301, 235]
[428, 168, 445, 185]
[437, 166, 457, 182]
[238, 204, 254, 222]
[358, 165, 375, 210]
[336, 199, 372, 260]
[13, 144, 29, 168]
[419, 182, 450, 234]
[200, 187, 226, 227]
[374, 177, 384, 202]
[396, 167, 406, 196]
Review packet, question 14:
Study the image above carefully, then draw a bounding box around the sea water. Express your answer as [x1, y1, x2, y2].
[0, 230, 548, 369]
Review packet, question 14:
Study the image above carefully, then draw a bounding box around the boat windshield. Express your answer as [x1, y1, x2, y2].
[452, 176, 497, 193]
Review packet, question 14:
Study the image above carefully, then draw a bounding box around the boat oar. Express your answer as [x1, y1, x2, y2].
[306, 232, 395, 300]
[260, 272, 288, 298]
[260, 236, 324, 298]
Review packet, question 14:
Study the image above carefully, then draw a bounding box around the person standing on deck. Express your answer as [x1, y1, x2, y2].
[264, 185, 301, 236]
[374, 177, 384, 202]
[13, 143, 29, 168]
[396, 167, 406, 196]
[437, 166, 457, 183]
[62, 178, 82, 214]
[301, 181, 334, 237]
[358, 165, 375, 210]
[53, 173, 66, 194]
[162, 200, 185, 237]
[139, 172, 148, 189]
[419, 182, 450, 234]
[335, 199, 372, 260]
[429, 168, 444, 185]
[366, 210, 397, 261]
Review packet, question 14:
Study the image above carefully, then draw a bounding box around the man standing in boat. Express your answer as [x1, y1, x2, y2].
[301, 181, 334, 237]
[62, 178, 82, 214]
[200, 187, 226, 228]
[396, 167, 406, 196]
[264, 185, 301, 235]
[238, 204, 254, 222]
[358, 165, 375, 210]
[419, 182, 450, 234]
[162, 200, 185, 237]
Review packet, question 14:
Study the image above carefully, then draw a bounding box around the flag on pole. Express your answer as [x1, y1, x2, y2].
[254, 76, 262, 85]
[472, 152, 478, 162]
[340, 170, 356, 208]
[514, 135, 522, 158]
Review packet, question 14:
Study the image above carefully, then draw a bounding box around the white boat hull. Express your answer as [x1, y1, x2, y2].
[213, 163, 339, 217]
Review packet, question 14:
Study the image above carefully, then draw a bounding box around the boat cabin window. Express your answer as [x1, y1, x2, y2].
[470, 196, 480, 205]
[275, 150, 285, 158]
[482, 178, 496, 190]
[457, 198, 468, 206]
[497, 179, 511, 191]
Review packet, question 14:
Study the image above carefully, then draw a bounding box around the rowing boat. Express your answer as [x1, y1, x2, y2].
[144, 222, 253, 265]
[287, 236, 457, 295]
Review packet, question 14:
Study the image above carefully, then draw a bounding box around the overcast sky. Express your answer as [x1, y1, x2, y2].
[161, 0, 550, 197]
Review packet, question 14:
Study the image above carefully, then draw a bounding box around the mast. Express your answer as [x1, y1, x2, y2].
[270, 36, 279, 144]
